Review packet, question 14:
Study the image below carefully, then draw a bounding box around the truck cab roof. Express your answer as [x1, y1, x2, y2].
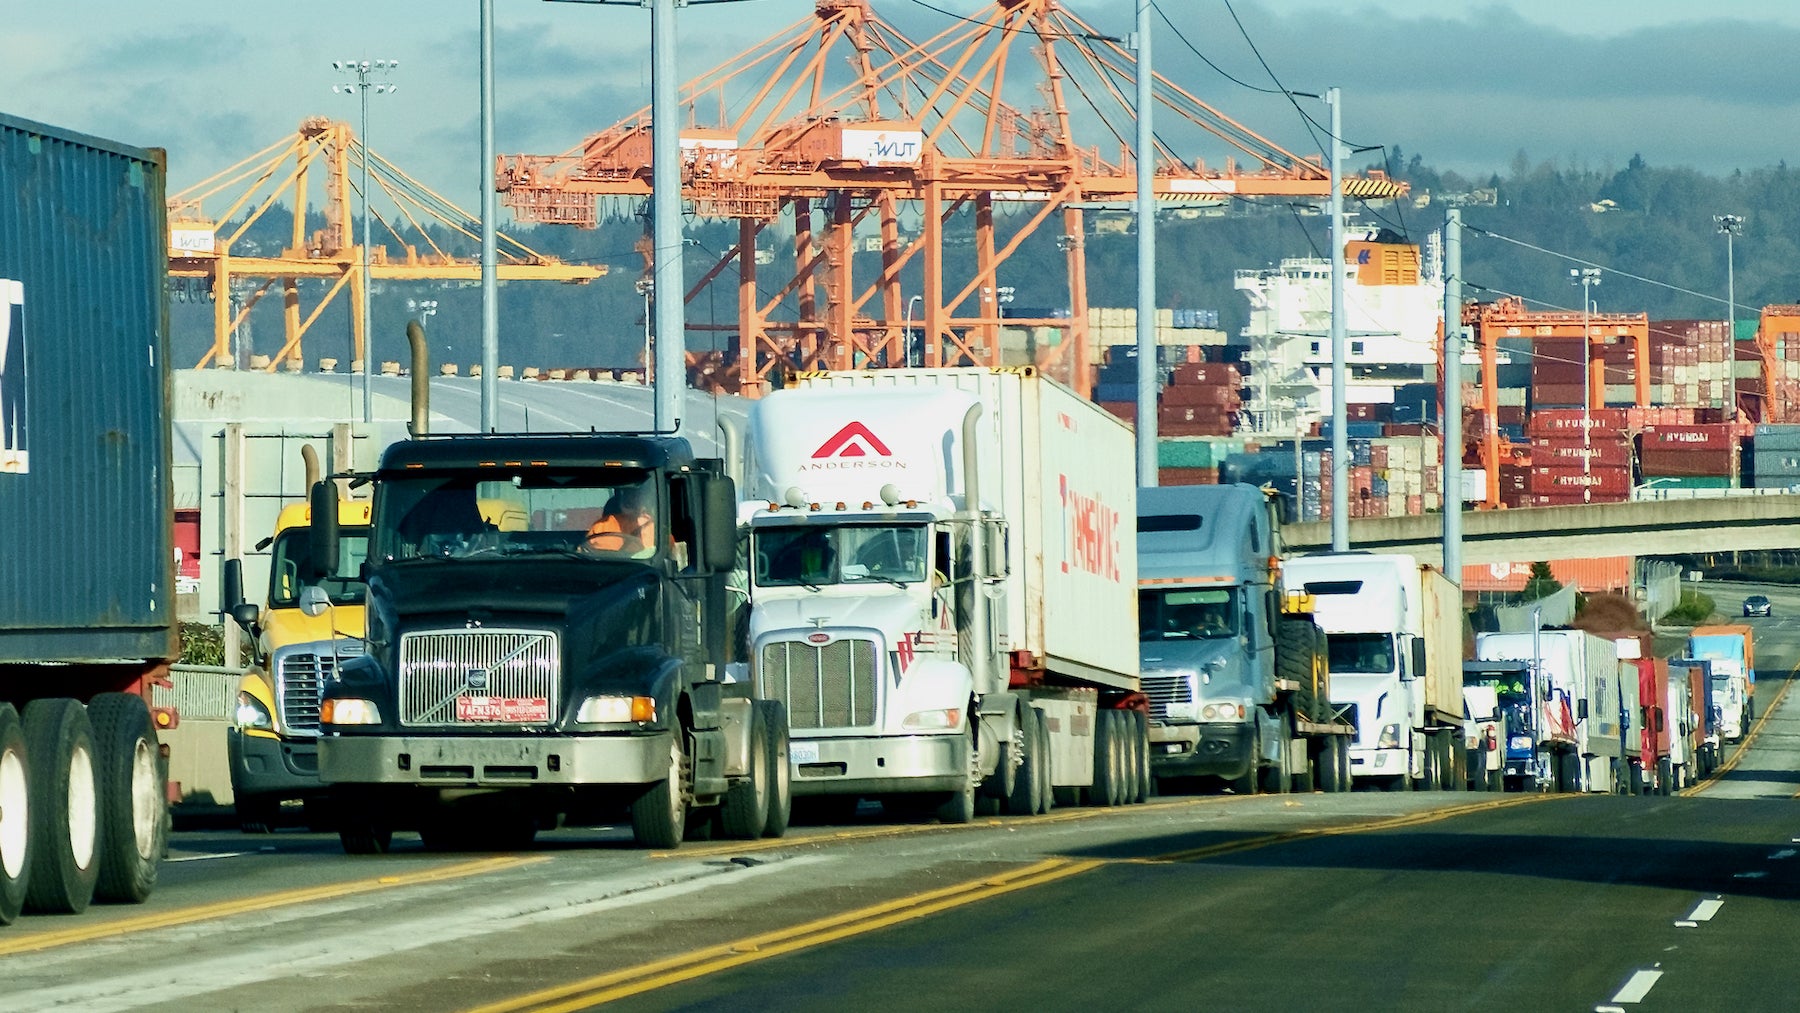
[377, 434, 702, 473]
[1137, 484, 1272, 584]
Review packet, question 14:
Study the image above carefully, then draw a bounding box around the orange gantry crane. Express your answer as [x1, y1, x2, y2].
[495, 0, 1406, 396]
[1755, 306, 1800, 423]
[1463, 296, 1650, 507]
[168, 116, 605, 371]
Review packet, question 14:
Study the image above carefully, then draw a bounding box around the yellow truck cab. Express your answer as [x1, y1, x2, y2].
[224, 500, 372, 832]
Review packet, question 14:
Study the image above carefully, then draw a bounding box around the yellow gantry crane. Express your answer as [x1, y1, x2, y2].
[168, 116, 605, 370]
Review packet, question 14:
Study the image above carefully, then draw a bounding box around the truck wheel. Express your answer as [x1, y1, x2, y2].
[236, 794, 280, 835]
[1096, 710, 1127, 806]
[935, 725, 979, 825]
[1658, 757, 1673, 796]
[1627, 761, 1644, 796]
[1006, 706, 1042, 816]
[0, 704, 29, 926]
[1487, 766, 1504, 793]
[1228, 726, 1258, 796]
[21, 700, 99, 915]
[1119, 711, 1142, 804]
[631, 731, 690, 848]
[988, 706, 1024, 803]
[1276, 619, 1321, 717]
[758, 701, 792, 838]
[1037, 708, 1057, 813]
[1259, 713, 1292, 794]
[89, 694, 165, 904]
[1445, 736, 1464, 792]
[1132, 709, 1151, 804]
[1317, 736, 1342, 793]
[720, 705, 769, 840]
[336, 791, 394, 855]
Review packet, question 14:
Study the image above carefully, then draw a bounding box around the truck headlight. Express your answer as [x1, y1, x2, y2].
[577, 695, 657, 724]
[234, 691, 273, 731]
[1200, 703, 1246, 721]
[321, 698, 382, 726]
[902, 708, 962, 731]
[1376, 723, 1402, 749]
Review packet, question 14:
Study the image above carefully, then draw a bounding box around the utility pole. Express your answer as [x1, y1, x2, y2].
[1571, 268, 1601, 501]
[650, 0, 684, 433]
[480, 1, 499, 431]
[332, 58, 398, 424]
[1133, 0, 1158, 487]
[1443, 209, 1463, 579]
[1327, 87, 1348, 550]
[1716, 214, 1742, 422]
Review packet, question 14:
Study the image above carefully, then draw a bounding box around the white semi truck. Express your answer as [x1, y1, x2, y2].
[1282, 554, 1465, 791]
[1476, 629, 1618, 792]
[743, 367, 1146, 822]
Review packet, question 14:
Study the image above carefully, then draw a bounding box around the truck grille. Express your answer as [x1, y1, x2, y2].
[1140, 671, 1193, 721]
[759, 638, 878, 729]
[398, 629, 560, 727]
[276, 648, 337, 736]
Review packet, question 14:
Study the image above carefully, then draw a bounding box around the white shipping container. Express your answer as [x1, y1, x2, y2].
[788, 368, 1139, 691]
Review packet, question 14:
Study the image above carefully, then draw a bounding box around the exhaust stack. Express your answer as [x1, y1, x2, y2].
[407, 319, 429, 436]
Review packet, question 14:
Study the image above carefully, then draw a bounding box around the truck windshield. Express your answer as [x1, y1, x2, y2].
[374, 470, 663, 562]
[268, 527, 370, 607]
[754, 524, 928, 587]
[1139, 588, 1237, 641]
[1325, 632, 1396, 674]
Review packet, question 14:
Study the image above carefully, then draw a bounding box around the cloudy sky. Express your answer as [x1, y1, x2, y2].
[6, 0, 1798, 211]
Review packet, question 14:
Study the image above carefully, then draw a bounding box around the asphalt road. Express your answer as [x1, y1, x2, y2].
[1, 586, 1795, 1013]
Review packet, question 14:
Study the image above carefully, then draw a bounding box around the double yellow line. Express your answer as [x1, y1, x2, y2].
[1684, 657, 1797, 797]
[1137, 793, 1559, 864]
[0, 855, 537, 957]
[462, 857, 1102, 1013]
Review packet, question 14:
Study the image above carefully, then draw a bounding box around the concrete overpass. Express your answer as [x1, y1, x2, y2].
[1283, 494, 1800, 566]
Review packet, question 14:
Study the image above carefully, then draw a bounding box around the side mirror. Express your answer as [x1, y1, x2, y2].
[701, 474, 738, 572]
[1408, 638, 1426, 681]
[222, 558, 260, 632]
[1577, 699, 1589, 720]
[309, 480, 340, 580]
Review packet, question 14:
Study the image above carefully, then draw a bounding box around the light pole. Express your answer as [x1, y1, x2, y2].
[634, 278, 654, 381]
[1570, 268, 1601, 501]
[333, 58, 398, 424]
[904, 295, 922, 367]
[1715, 214, 1742, 421]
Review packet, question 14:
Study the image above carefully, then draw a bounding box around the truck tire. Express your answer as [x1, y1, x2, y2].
[1119, 710, 1142, 804]
[0, 704, 29, 926]
[935, 724, 979, 825]
[1627, 761, 1644, 797]
[1444, 736, 1464, 792]
[1132, 709, 1151, 804]
[1658, 757, 1673, 797]
[987, 706, 1024, 803]
[21, 699, 99, 915]
[89, 693, 165, 904]
[1090, 710, 1122, 806]
[236, 794, 280, 835]
[1259, 712, 1292, 794]
[336, 790, 395, 855]
[758, 701, 792, 838]
[1317, 736, 1342, 793]
[1006, 705, 1042, 816]
[1276, 619, 1321, 718]
[631, 731, 691, 848]
[1037, 708, 1057, 813]
[1229, 726, 1259, 796]
[720, 704, 769, 840]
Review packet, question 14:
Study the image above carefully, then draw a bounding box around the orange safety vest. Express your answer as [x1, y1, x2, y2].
[586, 511, 656, 552]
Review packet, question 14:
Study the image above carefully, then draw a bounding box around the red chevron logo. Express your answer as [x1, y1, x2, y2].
[812, 421, 892, 459]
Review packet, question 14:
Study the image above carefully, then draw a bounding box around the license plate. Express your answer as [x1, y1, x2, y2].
[789, 741, 821, 764]
[455, 696, 550, 723]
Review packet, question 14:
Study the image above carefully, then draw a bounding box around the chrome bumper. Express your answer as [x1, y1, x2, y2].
[319, 731, 673, 788]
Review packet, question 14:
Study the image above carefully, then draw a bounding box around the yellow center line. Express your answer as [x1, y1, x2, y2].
[467, 794, 1559, 1012]
[1137, 793, 1562, 864]
[663, 794, 1243, 859]
[461, 857, 1097, 1013]
[0, 855, 541, 957]
[1684, 656, 1797, 797]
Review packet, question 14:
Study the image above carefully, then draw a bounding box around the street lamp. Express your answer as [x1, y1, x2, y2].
[407, 298, 439, 361]
[333, 58, 399, 423]
[1715, 214, 1743, 421]
[1570, 268, 1602, 501]
[904, 295, 922, 368]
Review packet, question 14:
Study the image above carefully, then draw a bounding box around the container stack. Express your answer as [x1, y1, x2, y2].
[1084, 307, 1227, 365]
[1159, 362, 1242, 437]
[1158, 435, 1250, 486]
[1760, 311, 1800, 423]
[1750, 424, 1800, 488]
[1638, 424, 1739, 490]
[1525, 408, 1632, 505]
[1530, 337, 1588, 408]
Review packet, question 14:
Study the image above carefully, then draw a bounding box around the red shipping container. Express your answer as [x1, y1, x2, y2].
[1385, 423, 1426, 437]
[1461, 556, 1634, 593]
[1161, 385, 1237, 408]
[1529, 407, 1630, 436]
[1528, 465, 1632, 495]
[1160, 467, 1218, 486]
[1532, 384, 1590, 407]
[1405, 494, 1424, 514]
[1370, 445, 1389, 469]
[1640, 424, 1737, 450]
[1638, 448, 1735, 477]
[1098, 400, 1136, 424]
[1529, 437, 1632, 467]
[1532, 362, 1587, 385]
[1159, 420, 1233, 437]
